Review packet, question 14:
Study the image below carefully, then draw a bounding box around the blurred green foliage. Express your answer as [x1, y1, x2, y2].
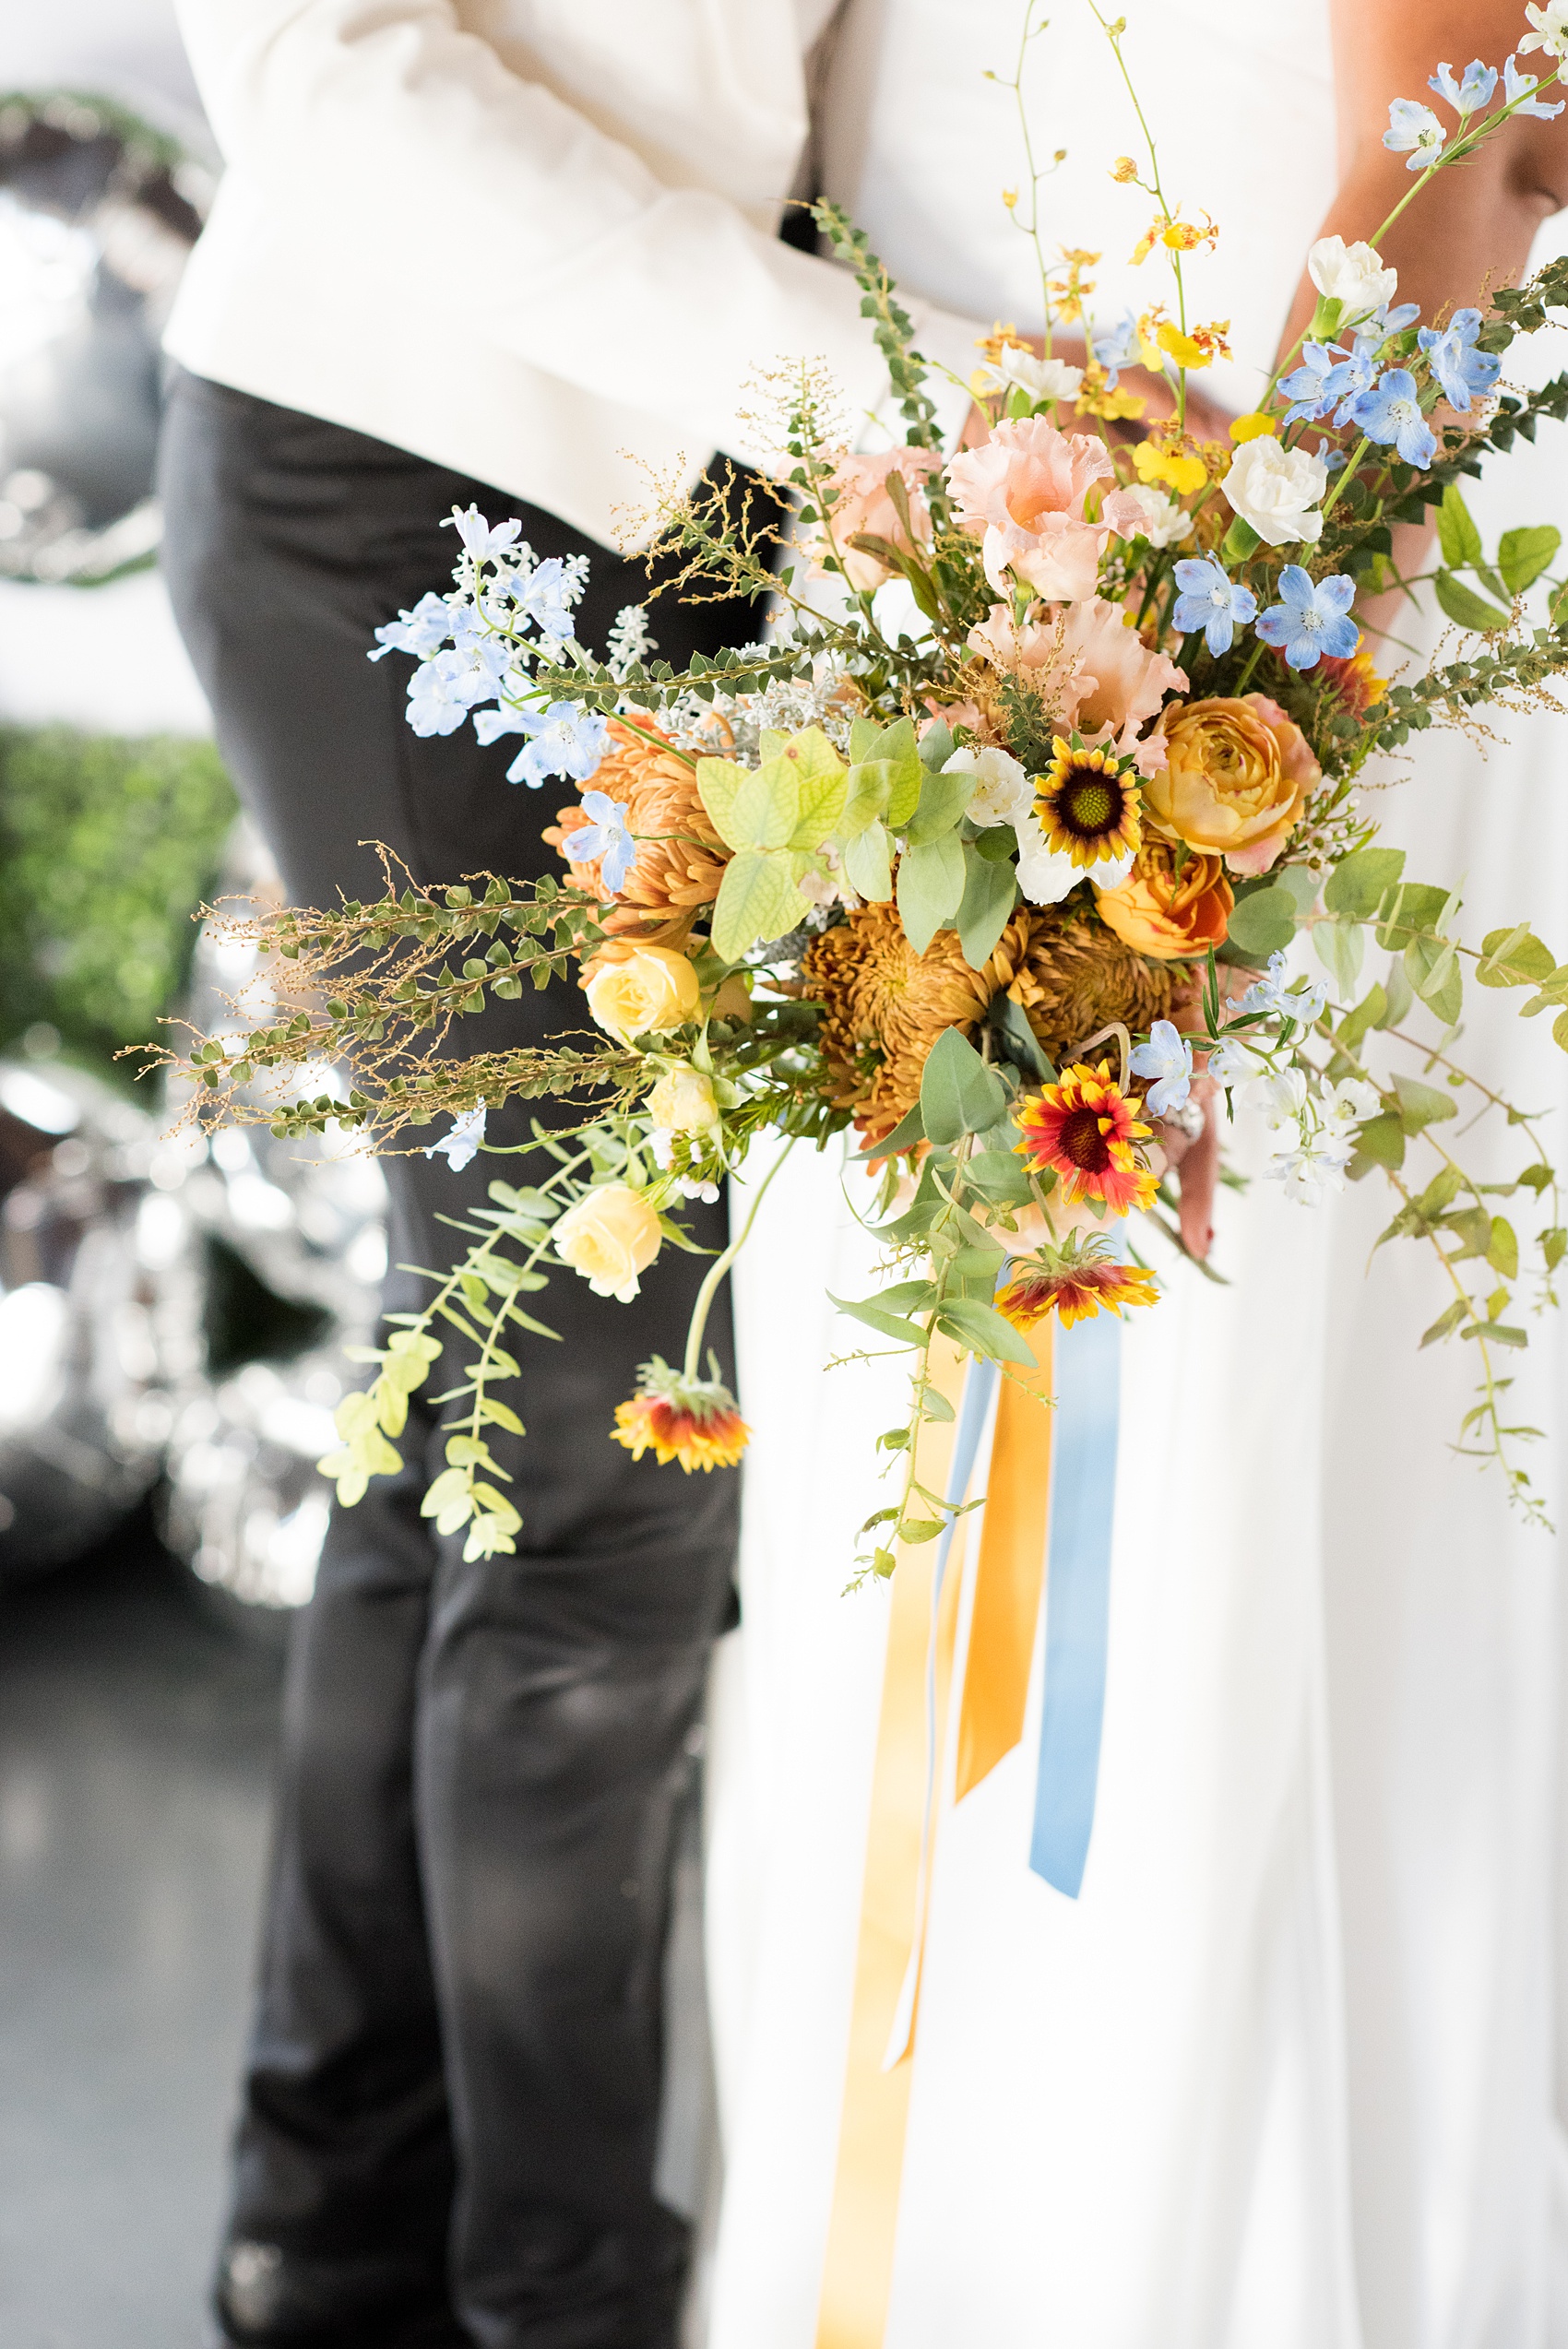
[0, 728, 236, 1085]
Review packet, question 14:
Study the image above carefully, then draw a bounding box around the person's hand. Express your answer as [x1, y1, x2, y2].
[1154, 1076, 1220, 1261]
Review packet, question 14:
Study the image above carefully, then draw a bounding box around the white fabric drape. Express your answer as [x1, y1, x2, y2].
[702, 8, 1568, 2343]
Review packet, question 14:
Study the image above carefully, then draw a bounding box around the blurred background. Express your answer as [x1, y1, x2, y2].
[0, 7, 386, 2342]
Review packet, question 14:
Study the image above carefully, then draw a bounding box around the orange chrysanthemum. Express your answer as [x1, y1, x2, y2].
[612, 1358, 750, 1474]
[997, 1237, 1160, 1331]
[1015, 1059, 1157, 1215]
[1036, 739, 1143, 869]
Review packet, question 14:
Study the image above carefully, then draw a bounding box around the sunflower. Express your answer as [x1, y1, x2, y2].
[1036, 737, 1143, 869]
[1015, 1060, 1157, 1216]
[796, 900, 1182, 1147]
[545, 718, 728, 943]
[997, 1234, 1160, 1330]
[612, 1358, 750, 1473]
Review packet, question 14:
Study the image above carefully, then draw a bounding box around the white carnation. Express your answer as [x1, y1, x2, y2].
[1307, 236, 1398, 318]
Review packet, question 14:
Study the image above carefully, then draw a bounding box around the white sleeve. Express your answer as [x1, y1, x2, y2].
[172, 0, 988, 463]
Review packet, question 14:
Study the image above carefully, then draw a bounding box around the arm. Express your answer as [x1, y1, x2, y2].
[173, 0, 979, 460]
[1280, 0, 1568, 628]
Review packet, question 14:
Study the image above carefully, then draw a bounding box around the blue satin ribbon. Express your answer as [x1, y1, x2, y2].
[1029, 1302, 1121, 1898]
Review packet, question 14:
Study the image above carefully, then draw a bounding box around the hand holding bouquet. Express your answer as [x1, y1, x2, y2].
[165, 6, 1568, 1564]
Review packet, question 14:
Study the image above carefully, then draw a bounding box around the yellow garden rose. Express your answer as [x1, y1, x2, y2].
[647, 1064, 719, 1133]
[1095, 842, 1233, 960]
[584, 944, 701, 1042]
[552, 1185, 662, 1302]
[1142, 694, 1320, 876]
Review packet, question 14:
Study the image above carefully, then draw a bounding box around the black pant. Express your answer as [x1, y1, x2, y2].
[159, 371, 756, 2349]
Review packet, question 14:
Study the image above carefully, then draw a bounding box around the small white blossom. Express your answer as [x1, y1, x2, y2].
[1307, 236, 1399, 318]
[944, 743, 1033, 828]
[1207, 1037, 1267, 1088]
[1521, 0, 1568, 60]
[1106, 481, 1193, 550]
[1128, 1019, 1193, 1118]
[423, 1104, 487, 1171]
[980, 345, 1086, 403]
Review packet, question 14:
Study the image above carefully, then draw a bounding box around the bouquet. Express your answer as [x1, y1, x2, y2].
[168, 6, 1568, 1566]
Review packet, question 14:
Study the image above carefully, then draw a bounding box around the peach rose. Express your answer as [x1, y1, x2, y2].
[946, 418, 1116, 601]
[1095, 842, 1234, 960]
[809, 447, 940, 592]
[1142, 694, 1319, 876]
[967, 597, 1185, 774]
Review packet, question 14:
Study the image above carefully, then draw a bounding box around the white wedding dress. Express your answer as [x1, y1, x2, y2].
[701, 6, 1568, 2345]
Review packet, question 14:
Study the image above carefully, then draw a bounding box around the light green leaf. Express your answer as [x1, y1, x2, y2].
[479, 1398, 527, 1436]
[956, 845, 1019, 971]
[730, 763, 799, 850]
[827, 1291, 932, 1348]
[695, 756, 746, 850]
[1437, 482, 1482, 571]
[1336, 981, 1387, 1054]
[1225, 884, 1296, 962]
[1498, 524, 1561, 595]
[1477, 924, 1556, 987]
[1404, 934, 1463, 1025]
[897, 833, 967, 955]
[1420, 1300, 1468, 1348]
[920, 1026, 1010, 1145]
[1391, 1071, 1458, 1133]
[1556, 1007, 1568, 1054]
[710, 848, 809, 961]
[935, 1296, 1037, 1367]
[1487, 1216, 1520, 1279]
[842, 819, 894, 903]
[1350, 1111, 1406, 1170]
[844, 716, 922, 835]
[1324, 847, 1406, 919]
[765, 727, 849, 848]
[1434, 570, 1510, 633]
[1377, 955, 1414, 1027]
[1314, 919, 1363, 999]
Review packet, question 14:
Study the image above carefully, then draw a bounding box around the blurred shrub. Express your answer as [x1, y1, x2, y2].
[0, 727, 236, 1083]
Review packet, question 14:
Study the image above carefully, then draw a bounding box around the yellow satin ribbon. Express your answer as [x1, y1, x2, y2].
[815, 1323, 1054, 2349]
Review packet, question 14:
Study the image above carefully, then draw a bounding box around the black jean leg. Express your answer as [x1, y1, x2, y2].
[157, 370, 754, 2345]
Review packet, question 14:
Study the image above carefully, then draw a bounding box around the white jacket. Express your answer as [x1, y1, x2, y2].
[164, 0, 980, 543]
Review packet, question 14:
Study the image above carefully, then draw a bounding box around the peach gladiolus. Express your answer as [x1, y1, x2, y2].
[947, 419, 1116, 601]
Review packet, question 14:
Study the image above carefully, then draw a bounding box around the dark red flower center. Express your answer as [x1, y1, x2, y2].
[1058, 1104, 1111, 1170]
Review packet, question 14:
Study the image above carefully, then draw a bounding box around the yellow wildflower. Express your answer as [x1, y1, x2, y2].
[1110, 155, 1139, 184]
[1130, 209, 1219, 266]
[1133, 440, 1208, 497]
[1156, 317, 1231, 371]
[1229, 410, 1277, 444]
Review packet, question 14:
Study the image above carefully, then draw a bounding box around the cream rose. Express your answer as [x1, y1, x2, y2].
[584, 944, 701, 1043]
[1221, 435, 1328, 547]
[553, 1184, 662, 1302]
[647, 1063, 719, 1133]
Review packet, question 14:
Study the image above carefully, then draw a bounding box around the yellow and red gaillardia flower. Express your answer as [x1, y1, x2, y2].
[1015, 1059, 1158, 1215]
[997, 1236, 1160, 1331]
[612, 1357, 750, 1474]
[1035, 738, 1143, 870]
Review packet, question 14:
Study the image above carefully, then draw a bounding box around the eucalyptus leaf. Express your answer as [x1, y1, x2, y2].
[920, 1025, 1009, 1144]
[1324, 847, 1405, 919]
[907, 761, 973, 847]
[956, 846, 1019, 970]
[1390, 1071, 1458, 1133]
[897, 832, 966, 954]
[1224, 884, 1296, 961]
[1314, 918, 1364, 999]
[1477, 924, 1555, 987]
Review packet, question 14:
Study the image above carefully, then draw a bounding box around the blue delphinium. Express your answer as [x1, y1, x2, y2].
[560, 789, 638, 892]
[1171, 556, 1259, 657]
[1319, 335, 1384, 423]
[371, 591, 456, 664]
[1504, 52, 1566, 116]
[1429, 58, 1500, 113]
[1090, 312, 1141, 390]
[474, 699, 610, 790]
[1384, 98, 1447, 167]
[1417, 309, 1502, 412]
[1255, 567, 1360, 671]
[1278, 343, 1338, 425]
[1236, 952, 1327, 1028]
[1349, 368, 1438, 468]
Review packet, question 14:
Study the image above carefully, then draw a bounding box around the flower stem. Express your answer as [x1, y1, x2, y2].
[680, 1137, 797, 1382]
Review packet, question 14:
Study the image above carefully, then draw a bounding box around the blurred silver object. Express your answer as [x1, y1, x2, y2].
[0, 90, 208, 584]
[0, 1057, 168, 1578]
